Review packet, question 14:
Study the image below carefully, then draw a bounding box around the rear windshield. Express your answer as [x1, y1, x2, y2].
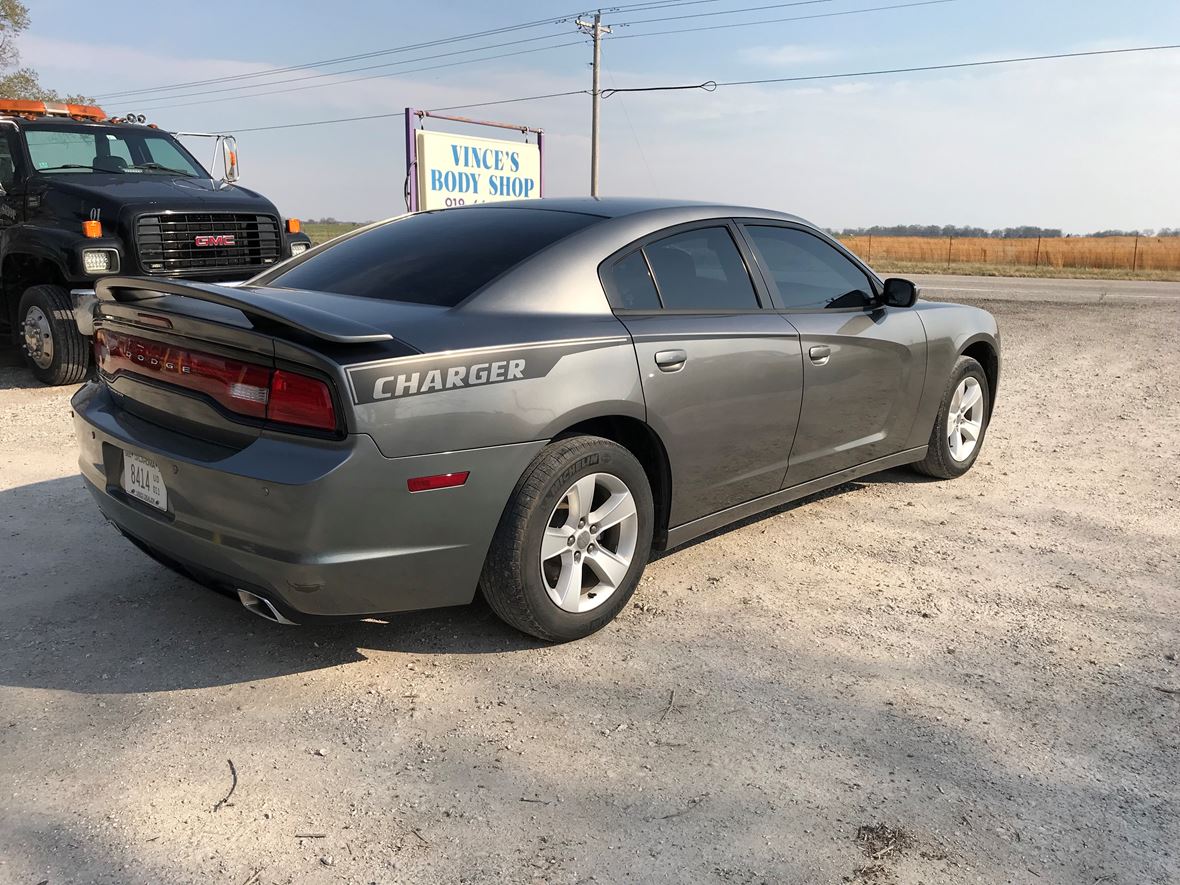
[265, 208, 601, 306]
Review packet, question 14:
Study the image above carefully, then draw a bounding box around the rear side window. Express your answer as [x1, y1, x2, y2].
[744, 226, 875, 310]
[609, 250, 662, 309]
[644, 227, 759, 310]
[266, 208, 600, 306]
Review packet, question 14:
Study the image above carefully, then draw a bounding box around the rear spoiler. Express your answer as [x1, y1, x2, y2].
[95, 276, 394, 344]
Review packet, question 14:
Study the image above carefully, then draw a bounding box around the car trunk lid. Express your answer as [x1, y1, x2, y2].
[92, 277, 419, 447]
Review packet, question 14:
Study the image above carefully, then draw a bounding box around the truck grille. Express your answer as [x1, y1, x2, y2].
[136, 212, 282, 275]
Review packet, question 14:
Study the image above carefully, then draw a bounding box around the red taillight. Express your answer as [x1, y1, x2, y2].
[95, 329, 337, 432]
[407, 472, 470, 493]
[268, 369, 336, 431]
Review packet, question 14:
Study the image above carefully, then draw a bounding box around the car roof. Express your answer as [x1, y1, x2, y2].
[472, 196, 816, 228]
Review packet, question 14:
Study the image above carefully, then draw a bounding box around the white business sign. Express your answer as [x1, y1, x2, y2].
[416, 129, 540, 210]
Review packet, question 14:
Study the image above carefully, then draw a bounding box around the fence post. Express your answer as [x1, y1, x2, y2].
[1034, 236, 1041, 268]
[946, 236, 953, 270]
[1132, 235, 1140, 272]
[867, 234, 873, 263]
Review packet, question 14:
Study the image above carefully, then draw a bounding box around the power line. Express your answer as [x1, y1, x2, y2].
[94, 0, 733, 101]
[611, 0, 958, 40]
[212, 41, 1180, 133]
[119, 0, 933, 109]
[131, 33, 584, 108]
[711, 42, 1180, 86]
[138, 0, 954, 113]
[619, 0, 835, 25]
[131, 0, 844, 110]
[228, 90, 588, 133]
[136, 39, 589, 113]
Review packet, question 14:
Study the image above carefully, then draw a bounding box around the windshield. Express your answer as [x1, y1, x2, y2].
[24, 125, 208, 177]
[262, 208, 602, 307]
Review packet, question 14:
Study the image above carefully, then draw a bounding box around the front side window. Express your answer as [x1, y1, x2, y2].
[643, 227, 759, 310]
[743, 226, 875, 310]
[24, 126, 207, 177]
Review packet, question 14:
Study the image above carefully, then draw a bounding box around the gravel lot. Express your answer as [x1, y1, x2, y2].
[1, 279, 1178, 885]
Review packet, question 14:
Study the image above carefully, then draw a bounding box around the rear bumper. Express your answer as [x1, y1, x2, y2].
[72, 382, 544, 620]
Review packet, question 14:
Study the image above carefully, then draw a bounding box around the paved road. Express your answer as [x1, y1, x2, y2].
[910, 273, 1180, 304]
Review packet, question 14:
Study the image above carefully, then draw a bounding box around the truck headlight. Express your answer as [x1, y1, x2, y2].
[290, 242, 310, 256]
[82, 248, 119, 274]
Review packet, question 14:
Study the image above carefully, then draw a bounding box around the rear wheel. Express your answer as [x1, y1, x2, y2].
[912, 355, 990, 479]
[481, 435, 654, 642]
[19, 284, 90, 386]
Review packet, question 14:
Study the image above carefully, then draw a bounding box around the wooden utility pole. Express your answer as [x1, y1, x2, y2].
[576, 12, 611, 196]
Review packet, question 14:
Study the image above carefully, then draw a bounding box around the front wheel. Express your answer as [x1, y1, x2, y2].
[912, 355, 991, 479]
[481, 435, 654, 642]
[19, 284, 90, 386]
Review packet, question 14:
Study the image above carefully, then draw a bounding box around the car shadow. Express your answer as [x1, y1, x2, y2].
[1, 463, 935, 695]
[654, 466, 934, 559]
[0, 363, 44, 390]
[0, 476, 547, 696]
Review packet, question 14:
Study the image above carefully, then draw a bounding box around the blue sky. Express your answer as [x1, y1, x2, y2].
[21, 0, 1180, 230]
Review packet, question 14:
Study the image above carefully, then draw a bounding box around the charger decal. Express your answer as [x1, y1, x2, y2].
[345, 338, 627, 405]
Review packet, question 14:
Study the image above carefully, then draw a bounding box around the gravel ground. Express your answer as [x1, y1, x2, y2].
[1, 289, 1178, 885]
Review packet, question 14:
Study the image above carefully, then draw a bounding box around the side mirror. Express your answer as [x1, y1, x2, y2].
[220, 136, 239, 183]
[882, 277, 919, 308]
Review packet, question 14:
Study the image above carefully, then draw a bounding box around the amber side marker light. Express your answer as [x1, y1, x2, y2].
[82, 220, 102, 238]
[285, 218, 301, 234]
[407, 472, 470, 493]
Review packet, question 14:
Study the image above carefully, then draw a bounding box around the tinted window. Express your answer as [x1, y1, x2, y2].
[609, 250, 661, 309]
[644, 227, 759, 310]
[745, 226, 874, 310]
[266, 208, 599, 306]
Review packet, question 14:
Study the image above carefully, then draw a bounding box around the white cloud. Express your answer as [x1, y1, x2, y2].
[738, 44, 841, 67]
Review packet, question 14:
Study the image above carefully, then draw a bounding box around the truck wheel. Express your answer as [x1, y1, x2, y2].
[481, 435, 654, 642]
[19, 284, 90, 386]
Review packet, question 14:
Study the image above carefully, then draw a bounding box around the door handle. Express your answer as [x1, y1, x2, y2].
[808, 345, 831, 366]
[654, 349, 687, 372]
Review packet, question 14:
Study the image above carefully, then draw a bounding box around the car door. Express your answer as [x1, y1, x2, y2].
[601, 221, 803, 527]
[736, 222, 927, 487]
[0, 124, 25, 230]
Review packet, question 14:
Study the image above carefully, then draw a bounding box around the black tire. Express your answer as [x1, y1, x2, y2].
[18, 284, 90, 386]
[912, 355, 991, 479]
[480, 435, 654, 642]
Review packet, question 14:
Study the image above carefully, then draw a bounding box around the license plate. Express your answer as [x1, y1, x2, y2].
[122, 452, 168, 511]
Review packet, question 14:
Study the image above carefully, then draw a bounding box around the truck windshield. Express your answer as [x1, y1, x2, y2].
[24, 126, 208, 177]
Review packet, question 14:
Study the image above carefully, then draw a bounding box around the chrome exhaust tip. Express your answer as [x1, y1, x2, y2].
[237, 589, 298, 625]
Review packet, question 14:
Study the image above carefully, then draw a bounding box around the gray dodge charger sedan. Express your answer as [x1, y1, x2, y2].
[72, 198, 999, 641]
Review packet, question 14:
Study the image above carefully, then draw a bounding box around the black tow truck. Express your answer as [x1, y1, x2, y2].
[0, 99, 312, 385]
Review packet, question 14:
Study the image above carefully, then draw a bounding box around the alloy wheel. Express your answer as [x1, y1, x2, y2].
[947, 376, 984, 462]
[541, 472, 639, 613]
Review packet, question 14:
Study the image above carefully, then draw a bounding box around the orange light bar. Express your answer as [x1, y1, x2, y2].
[82, 220, 102, 238]
[285, 218, 301, 234]
[0, 98, 106, 120]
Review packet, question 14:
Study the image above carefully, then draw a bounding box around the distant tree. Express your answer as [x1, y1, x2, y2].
[0, 1, 93, 102]
[837, 224, 1052, 239]
[991, 226, 1063, 239]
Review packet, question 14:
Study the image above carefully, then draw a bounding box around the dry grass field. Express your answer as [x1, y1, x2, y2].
[841, 235, 1180, 280]
[304, 221, 367, 245]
